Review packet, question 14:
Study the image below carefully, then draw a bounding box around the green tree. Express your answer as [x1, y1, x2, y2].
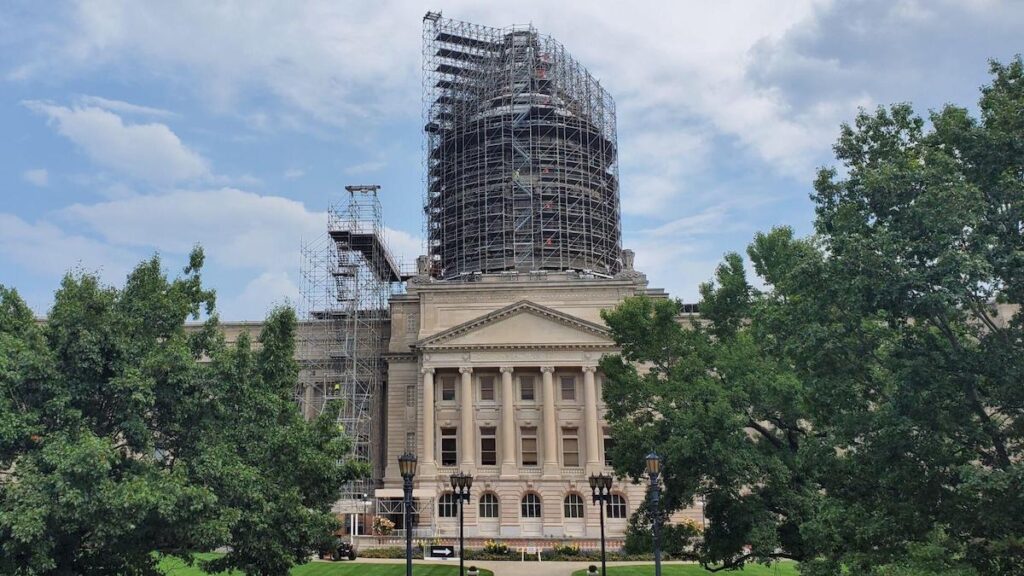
[0, 249, 363, 575]
[600, 58, 1024, 575]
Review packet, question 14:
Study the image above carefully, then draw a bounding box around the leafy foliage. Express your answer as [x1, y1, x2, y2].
[601, 58, 1024, 575]
[0, 249, 363, 575]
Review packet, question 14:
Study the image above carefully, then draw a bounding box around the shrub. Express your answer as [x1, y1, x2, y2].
[623, 509, 700, 560]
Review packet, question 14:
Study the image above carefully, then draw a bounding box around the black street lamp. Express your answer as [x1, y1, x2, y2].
[450, 472, 474, 576]
[589, 473, 614, 576]
[646, 452, 663, 576]
[398, 453, 417, 576]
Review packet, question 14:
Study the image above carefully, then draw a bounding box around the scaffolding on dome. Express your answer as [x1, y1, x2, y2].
[298, 185, 406, 502]
[423, 12, 622, 280]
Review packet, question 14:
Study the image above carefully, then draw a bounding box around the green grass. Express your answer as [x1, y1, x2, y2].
[159, 554, 493, 576]
[570, 563, 799, 576]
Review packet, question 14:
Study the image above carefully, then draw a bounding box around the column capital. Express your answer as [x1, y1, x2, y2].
[421, 367, 436, 375]
[540, 366, 555, 374]
[582, 365, 598, 374]
[459, 366, 474, 374]
[499, 366, 515, 374]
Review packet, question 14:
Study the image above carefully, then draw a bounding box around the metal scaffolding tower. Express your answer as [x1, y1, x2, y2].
[298, 185, 404, 502]
[423, 12, 622, 280]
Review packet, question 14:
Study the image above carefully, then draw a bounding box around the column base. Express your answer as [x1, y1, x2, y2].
[500, 462, 519, 479]
[542, 463, 561, 479]
[420, 460, 438, 478]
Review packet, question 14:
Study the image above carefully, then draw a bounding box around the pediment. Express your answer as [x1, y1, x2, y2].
[416, 300, 613, 350]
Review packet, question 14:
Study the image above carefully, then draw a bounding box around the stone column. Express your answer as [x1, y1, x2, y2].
[499, 366, 516, 477]
[541, 366, 559, 476]
[421, 367, 436, 475]
[583, 366, 601, 471]
[459, 366, 475, 469]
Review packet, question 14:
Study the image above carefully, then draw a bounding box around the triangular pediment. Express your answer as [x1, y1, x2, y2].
[416, 300, 613, 350]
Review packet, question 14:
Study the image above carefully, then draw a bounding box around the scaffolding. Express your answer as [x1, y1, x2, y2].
[423, 12, 622, 280]
[298, 185, 404, 502]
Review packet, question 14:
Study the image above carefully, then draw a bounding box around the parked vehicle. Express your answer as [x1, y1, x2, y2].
[318, 538, 357, 561]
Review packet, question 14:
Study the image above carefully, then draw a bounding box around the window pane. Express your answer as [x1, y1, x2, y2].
[521, 493, 541, 518]
[479, 493, 499, 518]
[521, 376, 535, 400]
[560, 377, 576, 400]
[439, 493, 458, 518]
[441, 378, 456, 401]
[406, 385, 416, 406]
[603, 432, 615, 465]
[480, 376, 495, 401]
[480, 427, 497, 466]
[564, 494, 584, 518]
[521, 426, 538, 466]
[562, 428, 579, 467]
[441, 427, 457, 466]
[607, 494, 627, 519]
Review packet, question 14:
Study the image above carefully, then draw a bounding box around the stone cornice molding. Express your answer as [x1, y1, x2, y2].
[413, 299, 611, 350]
[420, 342, 618, 353]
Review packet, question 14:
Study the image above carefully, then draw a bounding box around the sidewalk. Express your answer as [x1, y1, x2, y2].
[354, 557, 692, 576]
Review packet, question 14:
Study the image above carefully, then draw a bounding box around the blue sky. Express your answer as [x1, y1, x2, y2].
[1, 0, 1021, 320]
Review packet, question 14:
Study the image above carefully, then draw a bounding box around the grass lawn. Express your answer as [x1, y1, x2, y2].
[570, 563, 799, 576]
[159, 554, 494, 576]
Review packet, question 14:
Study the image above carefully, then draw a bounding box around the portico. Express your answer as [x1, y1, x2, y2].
[378, 272, 687, 540]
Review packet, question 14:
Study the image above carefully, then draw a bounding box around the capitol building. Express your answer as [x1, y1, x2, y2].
[216, 13, 704, 545]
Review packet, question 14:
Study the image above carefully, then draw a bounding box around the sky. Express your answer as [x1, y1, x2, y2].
[1, 0, 1021, 320]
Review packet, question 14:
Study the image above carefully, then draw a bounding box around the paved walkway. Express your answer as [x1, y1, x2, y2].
[355, 557, 691, 576]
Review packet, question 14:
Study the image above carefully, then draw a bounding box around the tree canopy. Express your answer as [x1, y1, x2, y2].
[0, 249, 363, 575]
[601, 57, 1024, 575]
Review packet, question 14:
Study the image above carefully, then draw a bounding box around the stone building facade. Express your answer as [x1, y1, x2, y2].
[374, 264, 701, 540]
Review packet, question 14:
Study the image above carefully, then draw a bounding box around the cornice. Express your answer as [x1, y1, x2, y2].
[414, 299, 611, 350]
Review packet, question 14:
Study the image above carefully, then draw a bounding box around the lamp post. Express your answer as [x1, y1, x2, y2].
[398, 453, 417, 576]
[450, 472, 474, 576]
[589, 473, 614, 576]
[646, 452, 663, 576]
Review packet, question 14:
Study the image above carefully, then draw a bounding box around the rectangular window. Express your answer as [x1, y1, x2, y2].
[603, 429, 615, 465]
[521, 426, 538, 466]
[441, 427, 458, 466]
[406, 385, 415, 407]
[441, 377, 456, 402]
[562, 427, 580, 467]
[480, 426, 497, 466]
[560, 376, 576, 401]
[480, 376, 495, 401]
[406, 432, 415, 453]
[520, 376, 535, 401]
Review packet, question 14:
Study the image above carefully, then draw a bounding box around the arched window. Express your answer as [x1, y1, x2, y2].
[479, 492, 499, 518]
[607, 494, 627, 519]
[564, 493, 585, 518]
[438, 492, 458, 518]
[521, 492, 542, 518]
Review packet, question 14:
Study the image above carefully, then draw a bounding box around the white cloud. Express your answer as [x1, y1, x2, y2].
[61, 188, 322, 271]
[283, 167, 305, 180]
[344, 160, 387, 175]
[77, 95, 175, 118]
[57, 188, 423, 318]
[384, 226, 423, 268]
[23, 100, 208, 185]
[0, 213, 137, 283]
[222, 271, 300, 320]
[22, 168, 49, 187]
[619, 129, 709, 216]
